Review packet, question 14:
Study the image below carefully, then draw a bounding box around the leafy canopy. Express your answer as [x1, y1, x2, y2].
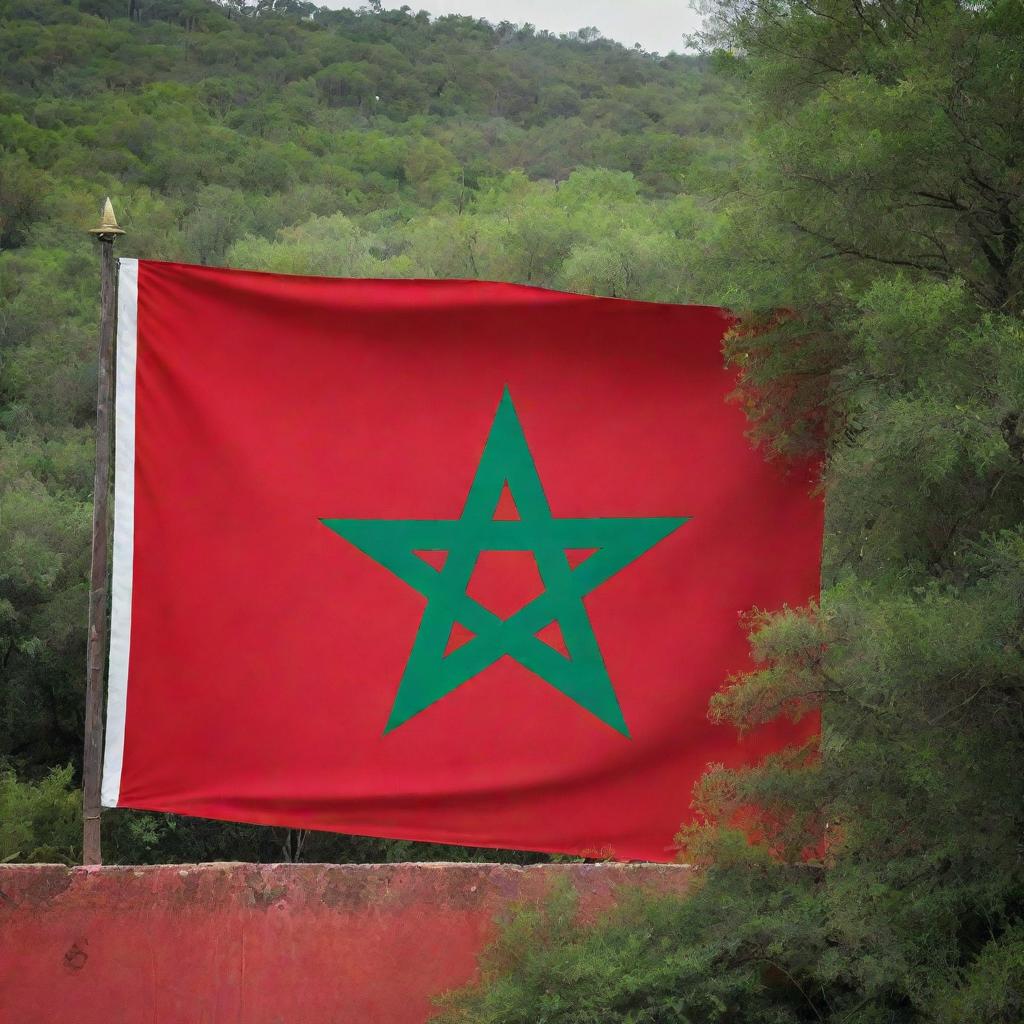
[438, 1, 1024, 1021]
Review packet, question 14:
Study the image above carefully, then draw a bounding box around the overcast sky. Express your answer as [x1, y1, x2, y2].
[377, 2, 703, 54]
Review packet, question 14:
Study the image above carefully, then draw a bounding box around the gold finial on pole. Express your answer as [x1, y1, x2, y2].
[88, 196, 125, 238]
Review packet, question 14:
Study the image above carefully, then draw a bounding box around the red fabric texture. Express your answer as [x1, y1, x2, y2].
[115, 260, 822, 861]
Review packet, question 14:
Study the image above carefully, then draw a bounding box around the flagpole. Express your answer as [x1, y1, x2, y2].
[83, 198, 125, 866]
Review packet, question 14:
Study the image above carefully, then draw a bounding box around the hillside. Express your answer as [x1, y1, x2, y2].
[1, 0, 739, 240]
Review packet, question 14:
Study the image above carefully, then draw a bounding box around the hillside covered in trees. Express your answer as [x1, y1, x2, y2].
[0, 0, 742, 862]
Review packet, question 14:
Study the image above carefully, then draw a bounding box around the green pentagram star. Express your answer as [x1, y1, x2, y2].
[322, 388, 688, 736]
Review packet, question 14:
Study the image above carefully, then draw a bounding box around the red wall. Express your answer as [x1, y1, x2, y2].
[0, 863, 689, 1023]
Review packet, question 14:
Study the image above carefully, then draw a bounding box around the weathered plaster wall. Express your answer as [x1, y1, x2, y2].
[0, 862, 689, 1024]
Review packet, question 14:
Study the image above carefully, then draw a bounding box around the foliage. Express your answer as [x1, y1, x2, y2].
[0, 0, 739, 862]
[0, 763, 80, 863]
[437, 1, 1024, 1021]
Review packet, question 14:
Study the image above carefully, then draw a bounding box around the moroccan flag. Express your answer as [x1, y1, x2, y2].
[101, 259, 822, 861]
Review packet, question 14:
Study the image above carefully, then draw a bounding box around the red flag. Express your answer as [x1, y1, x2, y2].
[102, 259, 821, 861]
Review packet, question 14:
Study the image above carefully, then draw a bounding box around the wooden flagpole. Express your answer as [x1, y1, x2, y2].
[83, 198, 125, 865]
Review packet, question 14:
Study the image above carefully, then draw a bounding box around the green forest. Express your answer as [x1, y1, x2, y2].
[2, 0, 1024, 1019]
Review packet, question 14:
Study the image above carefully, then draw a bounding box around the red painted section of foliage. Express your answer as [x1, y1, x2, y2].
[0, 862, 689, 1024]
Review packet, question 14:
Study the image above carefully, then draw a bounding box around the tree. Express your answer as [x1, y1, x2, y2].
[0, 152, 45, 249]
[0, 765, 80, 863]
[438, 2, 1024, 1020]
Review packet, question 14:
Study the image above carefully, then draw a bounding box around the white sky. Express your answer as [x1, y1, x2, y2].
[369, 2, 703, 54]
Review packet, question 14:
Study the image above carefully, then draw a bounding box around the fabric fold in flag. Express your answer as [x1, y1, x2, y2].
[102, 259, 822, 861]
